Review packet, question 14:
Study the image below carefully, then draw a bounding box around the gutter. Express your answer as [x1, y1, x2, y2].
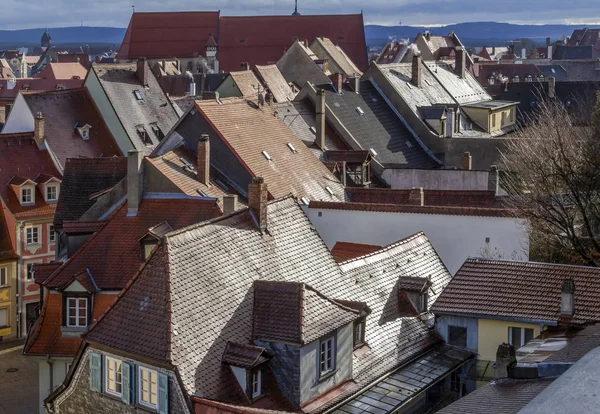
[434, 311, 557, 327]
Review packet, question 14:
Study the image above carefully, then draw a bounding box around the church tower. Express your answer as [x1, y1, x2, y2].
[41, 29, 51, 52]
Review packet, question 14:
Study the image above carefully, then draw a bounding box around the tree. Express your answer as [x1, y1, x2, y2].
[500, 94, 600, 266]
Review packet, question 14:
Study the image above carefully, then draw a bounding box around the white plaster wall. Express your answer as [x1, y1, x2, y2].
[381, 168, 490, 191]
[305, 208, 529, 275]
[39, 358, 71, 414]
[1, 93, 34, 133]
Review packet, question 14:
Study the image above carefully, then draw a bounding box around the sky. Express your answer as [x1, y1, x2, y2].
[1, 0, 600, 29]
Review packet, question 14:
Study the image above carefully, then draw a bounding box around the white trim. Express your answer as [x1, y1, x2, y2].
[20, 186, 34, 205]
[48, 224, 56, 244]
[319, 336, 335, 375]
[25, 225, 40, 245]
[0, 266, 7, 287]
[251, 369, 262, 399]
[104, 356, 123, 397]
[46, 184, 59, 202]
[508, 326, 534, 347]
[66, 297, 88, 327]
[138, 365, 158, 409]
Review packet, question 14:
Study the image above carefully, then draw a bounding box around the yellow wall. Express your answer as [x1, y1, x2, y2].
[0, 260, 17, 339]
[462, 106, 517, 133]
[477, 318, 541, 361]
[490, 107, 516, 132]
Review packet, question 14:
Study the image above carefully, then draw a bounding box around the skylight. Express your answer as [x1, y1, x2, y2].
[287, 143, 297, 153]
[369, 148, 378, 158]
[310, 126, 317, 135]
[325, 186, 334, 196]
[262, 151, 272, 161]
[133, 90, 143, 101]
[356, 107, 365, 116]
[301, 197, 310, 206]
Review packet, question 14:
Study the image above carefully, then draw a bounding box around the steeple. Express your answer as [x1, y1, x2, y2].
[292, 0, 300, 16]
[41, 29, 51, 52]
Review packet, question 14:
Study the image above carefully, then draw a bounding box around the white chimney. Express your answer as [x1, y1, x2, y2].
[548, 46, 553, 60]
[521, 48, 527, 59]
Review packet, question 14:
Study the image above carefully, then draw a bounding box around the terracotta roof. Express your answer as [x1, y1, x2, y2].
[22, 88, 122, 170]
[438, 378, 554, 414]
[253, 280, 360, 345]
[376, 42, 408, 64]
[276, 40, 332, 88]
[33, 263, 61, 285]
[311, 36, 363, 76]
[83, 198, 451, 409]
[196, 98, 346, 201]
[54, 53, 91, 67]
[0, 78, 83, 100]
[347, 187, 504, 207]
[221, 342, 270, 368]
[217, 14, 367, 73]
[92, 62, 180, 154]
[0, 205, 17, 261]
[228, 70, 263, 97]
[37, 63, 87, 80]
[254, 64, 295, 103]
[117, 11, 220, 59]
[330, 241, 381, 263]
[44, 197, 222, 290]
[432, 258, 600, 325]
[61, 221, 104, 234]
[54, 157, 127, 226]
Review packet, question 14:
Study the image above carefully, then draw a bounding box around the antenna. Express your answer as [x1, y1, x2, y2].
[292, 0, 300, 16]
[131, 5, 135, 13]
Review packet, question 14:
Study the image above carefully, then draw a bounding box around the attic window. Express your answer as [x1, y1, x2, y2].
[287, 143, 297, 153]
[133, 90, 143, 101]
[355, 107, 365, 116]
[150, 122, 164, 140]
[512, 75, 520, 83]
[353, 317, 366, 348]
[136, 125, 152, 145]
[418, 292, 428, 313]
[525, 74, 533, 82]
[76, 124, 92, 140]
[262, 151, 272, 161]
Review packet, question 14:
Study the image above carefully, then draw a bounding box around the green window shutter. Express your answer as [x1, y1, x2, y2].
[89, 352, 102, 392]
[158, 372, 169, 414]
[121, 362, 131, 404]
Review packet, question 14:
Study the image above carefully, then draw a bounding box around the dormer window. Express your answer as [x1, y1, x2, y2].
[66, 297, 88, 327]
[139, 222, 172, 261]
[221, 342, 270, 401]
[512, 75, 520, 83]
[525, 74, 533, 82]
[419, 292, 428, 313]
[46, 184, 58, 202]
[353, 317, 366, 348]
[21, 187, 33, 204]
[150, 122, 163, 140]
[76, 124, 92, 140]
[136, 124, 152, 146]
[488, 76, 495, 85]
[319, 335, 335, 376]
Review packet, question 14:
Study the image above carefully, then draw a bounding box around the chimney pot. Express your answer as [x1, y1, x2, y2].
[455, 47, 466, 79]
[34, 112, 45, 148]
[248, 177, 268, 232]
[409, 187, 424, 206]
[197, 134, 210, 185]
[353, 76, 360, 94]
[222, 194, 238, 215]
[137, 58, 150, 87]
[316, 89, 326, 151]
[495, 343, 517, 379]
[462, 152, 472, 170]
[127, 150, 143, 216]
[411, 54, 422, 87]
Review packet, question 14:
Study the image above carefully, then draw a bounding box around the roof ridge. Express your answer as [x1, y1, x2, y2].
[304, 283, 361, 315]
[465, 257, 600, 272]
[339, 231, 427, 265]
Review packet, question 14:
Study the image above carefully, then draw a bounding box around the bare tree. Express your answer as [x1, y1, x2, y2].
[500, 95, 600, 266]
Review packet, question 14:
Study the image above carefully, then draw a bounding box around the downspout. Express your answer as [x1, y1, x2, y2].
[16, 221, 22, 339]
[46, 355, 54, 401]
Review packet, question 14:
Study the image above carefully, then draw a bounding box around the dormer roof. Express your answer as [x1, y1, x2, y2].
[36, 173, 61, 185]
[59, 269, 100, 293]
[9, 175, 36, 187]
[221, 342, 270, 368]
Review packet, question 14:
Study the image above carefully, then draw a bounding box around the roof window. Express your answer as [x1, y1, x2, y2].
[309, 126, 317, 135]
[262, 151, 272, 161]
[355, 107, 364, 116]
[133, 90, 143, 101]
[150, 122, 164, 140]
[136, 124, 152, 145]
[369, 148, 378, 158]
[301, 197, 309, 206]
[325, 186, 334, 197]
[287, 143, 297, 153]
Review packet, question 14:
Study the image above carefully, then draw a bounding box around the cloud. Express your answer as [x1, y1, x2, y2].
[1, 0, 600, 29]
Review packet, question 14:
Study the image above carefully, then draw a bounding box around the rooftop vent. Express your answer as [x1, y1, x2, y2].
[369, 148, 378, 158]
[287, 143, 297, 153]
[309, 126, 317, 135]
[180, 157, 195, 171]
[261, 151, 272, 161]
[406, 140, 413, 149]
[133, 90, 143, 101]
[301, 197, 309, 205]
[325, 186, 334, 196]
[355, 107, 365, 116]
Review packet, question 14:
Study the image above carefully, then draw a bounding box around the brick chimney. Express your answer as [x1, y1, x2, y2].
[351, 76, 360, 94]
[455, 47, 466, 79]
[462, 152, 472, 171]
[548, 76, 556, 98]
[197, 134, 210, 186]
[316, 89, 326, 151]
[136, 58, 150, 87]
[331, 73, 344, 93]
[248, 177, 268, 232]
[34, 112, 45, 148]
[408, 187, 424, 206]
[494, 343, 517, 379]
[222, 194, 238, 215]
[411, 54, 422, 88]
[127, 150, 143, 216]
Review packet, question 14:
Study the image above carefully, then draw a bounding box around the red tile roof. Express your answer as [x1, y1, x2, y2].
[62, 221, 104, 234]
[117, 12, 220, 59]
[36, 63, 87, 80]
[22, 88, 122, 169]
[34, 263, 61, 285]
[218, 14, 367, 73]
[432, 258, 600, 325]
[330, 241, 382, 263]
[347, 187, 504, 207]
[43, 197, 222, 290]
[0, 78, 83, 100]
[0, 204, 17, 261]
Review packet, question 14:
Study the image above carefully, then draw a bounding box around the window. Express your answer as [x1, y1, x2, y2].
[492, 114, 496, 128]
[105, 357, 123, 397]
[150, 122, 163, 140]
[525, 74, 533, 82]
[21, 187, 32, 204]
[353, 318, 366, 348]
[49, 225, 56, 243]
[319, 336, 335, 376]
[508, 327, 534, 348]
[46, 185, 57, 201]
[251, 370, 262, 399]
[418, 293, 428, 313]
[0, 267, 7, 286]
[26, 263, 35, 281]
[133, 90, 143, 101]
[448, 326, 467, 348]
[0, 308, 7, 327]
[66, 297, 88, 327]
[136, 124, 151, 145]
[510, 108, 515, 122]
[488, 77, 495, 85]
[512, 75, 520, 83]
[26, 227, 39, 245]
[139, 366, 158, 408]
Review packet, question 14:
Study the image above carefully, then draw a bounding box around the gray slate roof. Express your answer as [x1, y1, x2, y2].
[424, 61, 491, 105]
[319, 81, 441, 169]
[277, 41, 332, 88]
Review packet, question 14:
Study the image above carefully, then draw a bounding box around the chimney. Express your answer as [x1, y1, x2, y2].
[352, 76, 360, 94]
[408, 187, 424, 206]
[547, 45, 553, 60]
[248, 177, 268, 232]
[455, 47, 466, 79]
[316, 89, 326, 151]
[322, 59, 329, 73]
[127, 150, 143, 216]
[546, 37, 551, 47]
[34, 112, 45, 148]
[494, 343, 517, 379]
[331, 73, 344, 93]
[548, 76, 556, 98]
[241, 62, 250, 71]
[560, 279, 575, 315]
[137, 58, 150, 87]
[462, 152, 472, 170]
[521, 48, 527, 59]
[411, 54, 422, 87]
[489, 165, 500, 195]
[197, 134, 210, 185]
[222, 194, 238, 215]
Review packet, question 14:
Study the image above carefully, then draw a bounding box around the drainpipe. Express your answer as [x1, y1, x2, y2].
[16, 221, 22, 339]
[46, 356, 54, 400]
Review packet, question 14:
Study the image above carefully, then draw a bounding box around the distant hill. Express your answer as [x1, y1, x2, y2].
[0, 22, 598, 51]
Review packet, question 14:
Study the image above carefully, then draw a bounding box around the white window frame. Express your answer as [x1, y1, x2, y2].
[508, 326, 534, 348]
[49, 225, 56, 243]
[319, 336, 335, 376]
[0, 267, 7, 286]
[46, 185, 58, 202]
[105, 356, 123, 397]
[25, 226, 39, 245]
[26, 263, 36, 281]
[419, 293, 428, 313]
[21, 187, 33, 204]
[66, 297, 88, 327]
[138, 366, 158, 409]
[251, 369, 262, 399]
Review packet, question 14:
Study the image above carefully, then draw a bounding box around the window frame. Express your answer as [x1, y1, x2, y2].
[251, 369, 262, 399]
[418, 292, 428, 314]
[49, 225, 56, 243]
[319, 335, 336, 377]
[26, 263, 36, 281]
[0, 266, 7, 286]
[66, 297, 88, 328]
[138, 365, 159, 409]
[104, 356, 123, 397]
[508, 326, 534, 348]
[46, 185, 58, 202]
[25, 226, 40, 245]
[447, 325, 468, 348]
[21, 187, 33, 204]
[0, 307, 8, 328]
[491, 113, 497, 128]
[353, 318, 366, 348]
